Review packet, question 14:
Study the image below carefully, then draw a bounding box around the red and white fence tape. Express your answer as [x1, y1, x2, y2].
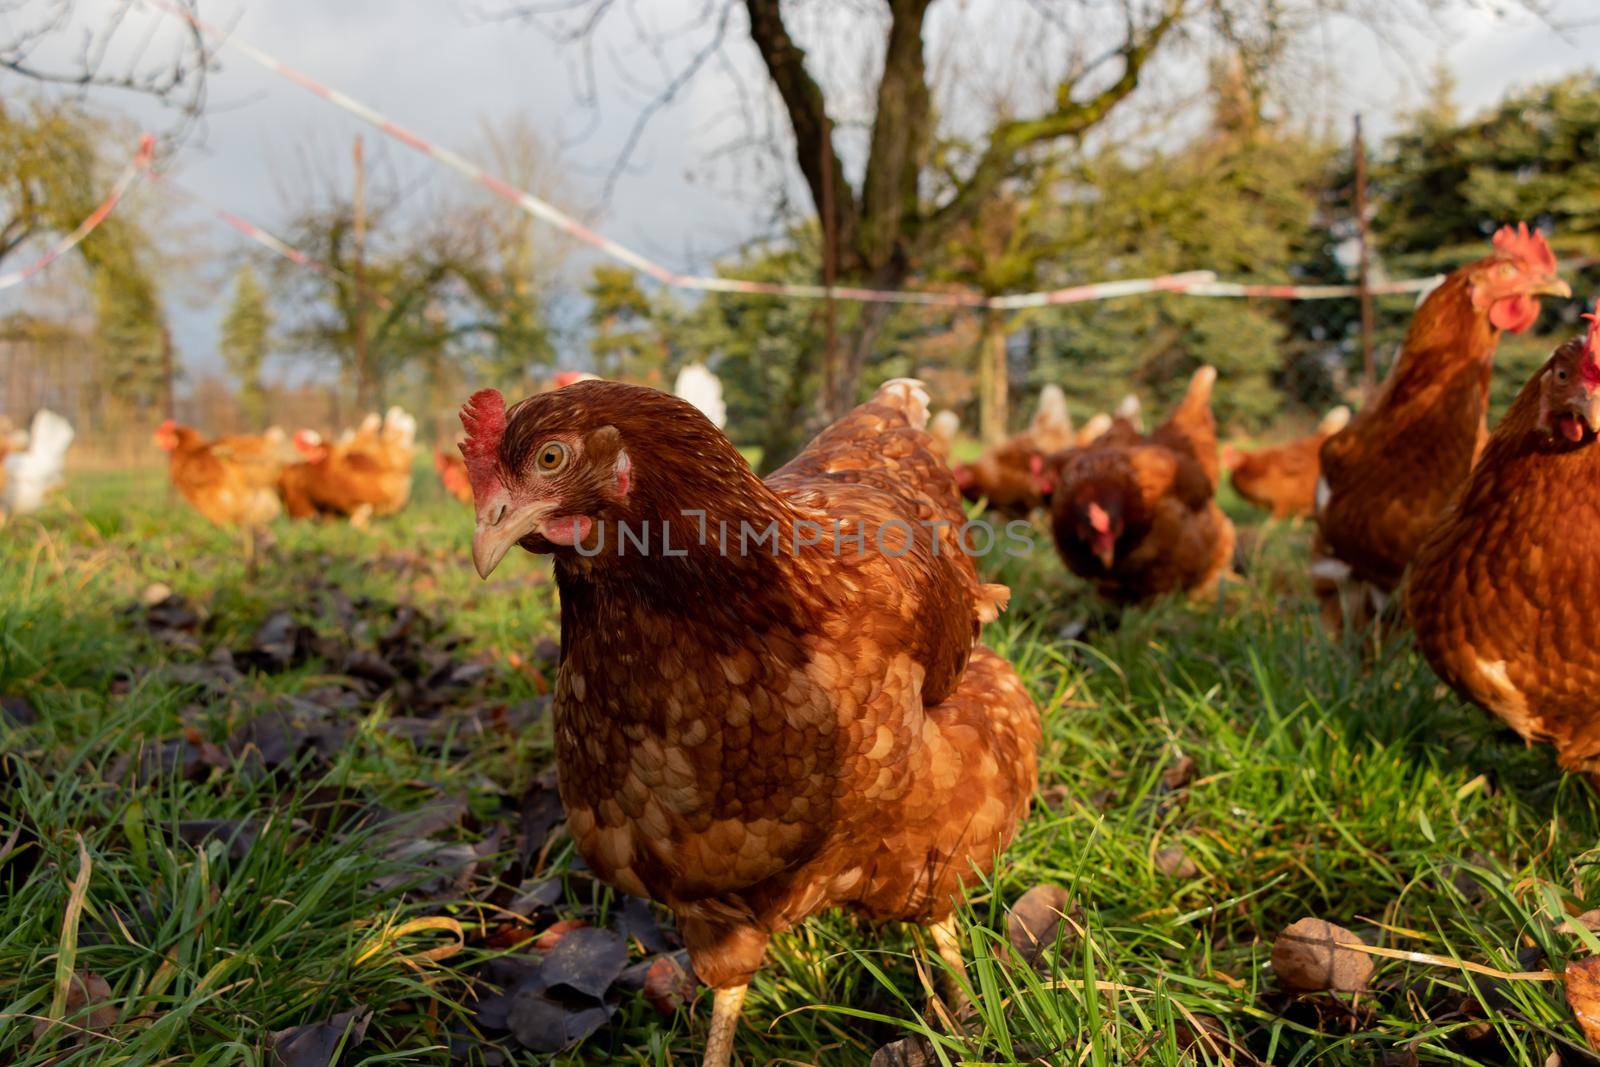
[146, 170, 395, 310]
[0, 135, 155, 291]
[139, 5, 1600, 309]
[137, 1, 1234, 309]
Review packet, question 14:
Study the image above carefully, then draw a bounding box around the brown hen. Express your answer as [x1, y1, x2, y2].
[154, 421, 289, 565]
[1048, 366, 1233, 604]
[1312, 224, 1568, 634]
[461, 378, 1041, 1066]
[278, 408, 416, 525]
[1408, 305, 1600, 781]
[952, 384, 1075, 516]
[1223, 405, 1350, 519]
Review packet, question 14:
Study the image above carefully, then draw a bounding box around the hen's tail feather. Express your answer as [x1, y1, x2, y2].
[1318, 405, 1352, 436]
[874, 378, 931, 430]
[976, 583, 1011, 624]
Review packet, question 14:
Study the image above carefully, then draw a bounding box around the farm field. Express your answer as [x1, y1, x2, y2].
[4, 465, 1598, 1066]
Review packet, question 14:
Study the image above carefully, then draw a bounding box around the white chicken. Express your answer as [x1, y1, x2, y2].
[672, 362, 727, 429]
[3, 409, 75, 515]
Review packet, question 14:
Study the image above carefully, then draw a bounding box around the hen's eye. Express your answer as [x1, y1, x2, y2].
[1499, 263, 1517, 277]
[535, 442, 569, 473]
[1557, 368, 1569, 382]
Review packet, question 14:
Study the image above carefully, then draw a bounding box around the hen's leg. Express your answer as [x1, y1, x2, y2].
[927, 916, 972, 1020]
[681, 918, 768, 1067]
[702, 984, 748, 1067]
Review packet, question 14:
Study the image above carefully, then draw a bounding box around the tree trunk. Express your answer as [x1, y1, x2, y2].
[977, 306, 1009, 444]
[817, 297, 896, 425]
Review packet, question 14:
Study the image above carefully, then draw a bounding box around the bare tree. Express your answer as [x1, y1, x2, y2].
[1, 0, 211, 121]
[477, 0, 1551, 423]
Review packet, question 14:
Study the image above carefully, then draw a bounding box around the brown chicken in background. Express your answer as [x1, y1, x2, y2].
[154, 420, 290, 564]
[1408, 306, 1600, 782]
[952, 383, 1075, 516]
[1048, 365, 1234, 604]
[279, 407, 417, 525]
[1223, 405, 1350, 519]
[460, 378, 1041, 1067]
[1312, 224, 1569, 634]
[434, 447, 473, 503]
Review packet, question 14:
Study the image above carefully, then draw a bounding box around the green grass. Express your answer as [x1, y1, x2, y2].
[3, 466, 1599, 1065]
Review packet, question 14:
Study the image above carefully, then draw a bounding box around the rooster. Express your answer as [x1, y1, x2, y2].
[460, 378, 1041, 1067]
[1312, 223, 1569, 634]
[952, 384, 1075, 516]
[1048, 366, 1233, 604]
[1222, 405, 1350, 519]
[1408, 304, 1600, 781]
[1, 409, 73, 517]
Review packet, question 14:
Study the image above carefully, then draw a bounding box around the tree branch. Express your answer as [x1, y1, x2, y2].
[915, 0, 1185, 255]
[742, 0, 859, 272]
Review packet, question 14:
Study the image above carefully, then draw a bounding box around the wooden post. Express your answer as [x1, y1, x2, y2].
[1353, 114, 1376, 401]
[978, 306, 1008, 445]
[352, 135, 371, 412]
[820, 117, 839, 421]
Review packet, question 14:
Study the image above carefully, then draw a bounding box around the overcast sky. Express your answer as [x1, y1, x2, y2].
[3, 0, 1598, 384]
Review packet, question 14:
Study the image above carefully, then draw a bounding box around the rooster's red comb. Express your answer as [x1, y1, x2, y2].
[1582, 299, 1600, 389]
[458, 389, 507, 500]
[1491, 222, 1556, 272]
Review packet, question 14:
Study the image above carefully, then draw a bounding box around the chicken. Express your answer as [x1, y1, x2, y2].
[1048, 366, 1234, 604]
[673, 362, 727, 429]
[952, 384, 1076, 516]
[279, 408, 416, 525]
[460, 378, 1041, 1067]
[154, 420, 285, 564]
[1222, 405, 1350, 519]
[1407, 304, 1600, 781]
[1311, 224, 1569, 634]
[1115, 392, 1144, 432]
[435, 447, 473, 504]
[2, 409, 74, 517]
[1075, 412, 1114, 448]
[928, 409, 961, 463]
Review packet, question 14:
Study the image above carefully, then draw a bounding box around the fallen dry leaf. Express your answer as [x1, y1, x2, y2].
[1271, 917, 1373, 993]
[1007, 884, 1077, 967]
[1566, 956, 1600, 1049]
[641, 954, 696, 1015]
[1154, 845, 1200, 879]
[268, 1006, 372, 1067]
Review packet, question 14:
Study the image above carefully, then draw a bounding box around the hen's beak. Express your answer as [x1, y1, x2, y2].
[473, 498, 555, 579]
[1580, 394, 1600, 435]
[1535, 275, 1573, 299]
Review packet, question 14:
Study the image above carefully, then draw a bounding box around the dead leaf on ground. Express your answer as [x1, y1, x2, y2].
[1161, 753, 1197, 791]
[1154, 845, 1200, 879]
[1566, 956, 1600, 1049]
[1, 694, 38, 727]
[31, 971, 116, 1039]
[1007, 884, 1079, 966]
[268, 1006, 372, 1067]
[640, 954, 697, 1015]
[871, 1035, 937, 1066]
[1271, 917, 1373, 993]
[502, 927, 628, 1053]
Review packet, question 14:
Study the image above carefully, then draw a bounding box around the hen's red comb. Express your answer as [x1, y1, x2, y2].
[459, 389, 507, 499]
[1582, 299, 1600, 389]
[1492, 222, 1556, 272]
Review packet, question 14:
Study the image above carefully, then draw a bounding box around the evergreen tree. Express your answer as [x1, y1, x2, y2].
[220, 266, 272, 426]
